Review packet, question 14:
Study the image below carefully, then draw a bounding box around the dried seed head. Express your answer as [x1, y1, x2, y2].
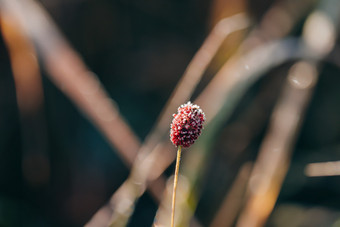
[170, 101, 205, 148]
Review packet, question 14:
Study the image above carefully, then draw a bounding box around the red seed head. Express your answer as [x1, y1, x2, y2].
[170, 101, 205, 148]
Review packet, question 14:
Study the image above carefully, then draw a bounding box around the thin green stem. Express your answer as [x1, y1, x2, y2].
[171, 145, 182, 227]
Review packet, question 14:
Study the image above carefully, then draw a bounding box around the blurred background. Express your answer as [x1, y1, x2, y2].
[1, 0, 340, 226]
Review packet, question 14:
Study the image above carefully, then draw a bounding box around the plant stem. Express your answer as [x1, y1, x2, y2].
[171, 145, 182, 227]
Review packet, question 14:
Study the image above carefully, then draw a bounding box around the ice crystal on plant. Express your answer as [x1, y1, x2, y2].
[170, 101, 205, 148]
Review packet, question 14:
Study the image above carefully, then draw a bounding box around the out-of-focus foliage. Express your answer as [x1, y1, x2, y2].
[1, 0, 340, 227]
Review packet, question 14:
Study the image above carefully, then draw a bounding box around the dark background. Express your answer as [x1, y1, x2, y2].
[1, 0, 340, 226]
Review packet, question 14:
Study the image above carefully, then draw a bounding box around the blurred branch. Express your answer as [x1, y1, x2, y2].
[138, 1, 320, 225]
[87, 13, 250, 227]
[235, 60, 319, 227]
[2, 0, 338, 226]
[210, 163, 252, 227]
[236, 0, 340, 225]
[1, 11, 50, 186]
[240, 0, 317, 52]
[0, 1, 249, 226]
[152, 1, 319, 224]
[154, 174, 203, 227]
[305, 161, 340, 177]
[0, 0, 141, 167]
[152, 37, 307, 226]
[106, 1, 317, 224]
[143, 13, 249, 153]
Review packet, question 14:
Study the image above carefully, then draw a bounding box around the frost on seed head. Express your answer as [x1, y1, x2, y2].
[170, 101, 205, 148]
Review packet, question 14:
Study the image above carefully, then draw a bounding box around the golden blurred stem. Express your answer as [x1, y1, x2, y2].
[171, 145, 182, 227]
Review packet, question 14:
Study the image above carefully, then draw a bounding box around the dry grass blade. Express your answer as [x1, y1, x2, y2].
[139, 13, 249, 156]
[235, 61, 319, 227]
[0, 0, 141, 167]
[153, 38, 307, 227]
[305, 161, 340, 177]
[195, 0, 316, 121]
[86, 14, 250, 227]
[236, 2, 340, 225]
[210, 163, 252, 227]
[1, 12, 50, 186]
[137, 0, 315, 205]
[151, 1, 318, 223]
[240, 0, 317, 52]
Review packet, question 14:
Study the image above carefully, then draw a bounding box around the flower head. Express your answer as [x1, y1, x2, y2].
[170, 101, 205, 148]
